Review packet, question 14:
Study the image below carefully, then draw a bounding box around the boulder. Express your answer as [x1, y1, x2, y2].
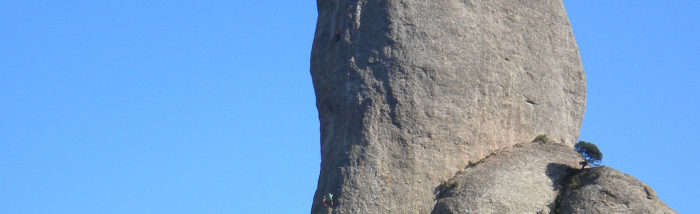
[557, 167, 676, 214]
[432, 140, 580, 214]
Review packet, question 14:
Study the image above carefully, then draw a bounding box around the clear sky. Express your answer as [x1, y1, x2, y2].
[1, 1, 697, 213]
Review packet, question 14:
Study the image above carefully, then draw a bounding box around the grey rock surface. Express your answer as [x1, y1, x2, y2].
[431, 140, 581, 214]
[310, 0, 585, 213]
[558, 167, 676, 214]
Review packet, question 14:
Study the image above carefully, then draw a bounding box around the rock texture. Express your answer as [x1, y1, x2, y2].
[310, 0, 585, 213]
[431, 143, 677, 214]
[309, 0, 673, 213]
[432, 140, 581, 214]
[557, 167, 676, 214]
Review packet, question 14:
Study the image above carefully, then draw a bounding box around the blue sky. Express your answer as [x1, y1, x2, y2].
[1, 1, 697, 213]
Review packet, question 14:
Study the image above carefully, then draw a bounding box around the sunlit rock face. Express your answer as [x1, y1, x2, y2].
[309, 0, 586, 213]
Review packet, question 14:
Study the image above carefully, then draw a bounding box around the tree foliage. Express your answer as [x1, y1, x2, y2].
[575, 141, 603, 169]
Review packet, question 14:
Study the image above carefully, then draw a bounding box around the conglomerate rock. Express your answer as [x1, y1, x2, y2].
[310, 0, 586, 213]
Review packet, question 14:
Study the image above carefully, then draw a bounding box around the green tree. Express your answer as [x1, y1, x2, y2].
[574, 141, 602, 169]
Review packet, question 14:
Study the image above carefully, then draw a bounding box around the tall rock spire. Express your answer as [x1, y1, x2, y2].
[310, 1, 586, 213]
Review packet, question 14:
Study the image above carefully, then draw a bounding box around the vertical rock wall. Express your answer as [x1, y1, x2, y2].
[310, 0, 586, 213]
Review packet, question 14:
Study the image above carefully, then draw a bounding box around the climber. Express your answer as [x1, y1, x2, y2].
[327, 193, 333, 207]
[322, 193, 334, 208]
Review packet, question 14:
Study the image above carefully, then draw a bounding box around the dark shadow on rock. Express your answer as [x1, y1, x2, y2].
[431, 195, 459, 214]
[545, 163, 578, 191]
[433, 185, 443, 200]
[545, 163, 580, 214]
[434, 180, 459, 200]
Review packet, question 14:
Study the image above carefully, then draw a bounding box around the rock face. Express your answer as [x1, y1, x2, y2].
[310, 0, 673, 213]
[557, 167, 675, 214]
[310, 0, 585, 213]
[432, 140, 581, 214]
